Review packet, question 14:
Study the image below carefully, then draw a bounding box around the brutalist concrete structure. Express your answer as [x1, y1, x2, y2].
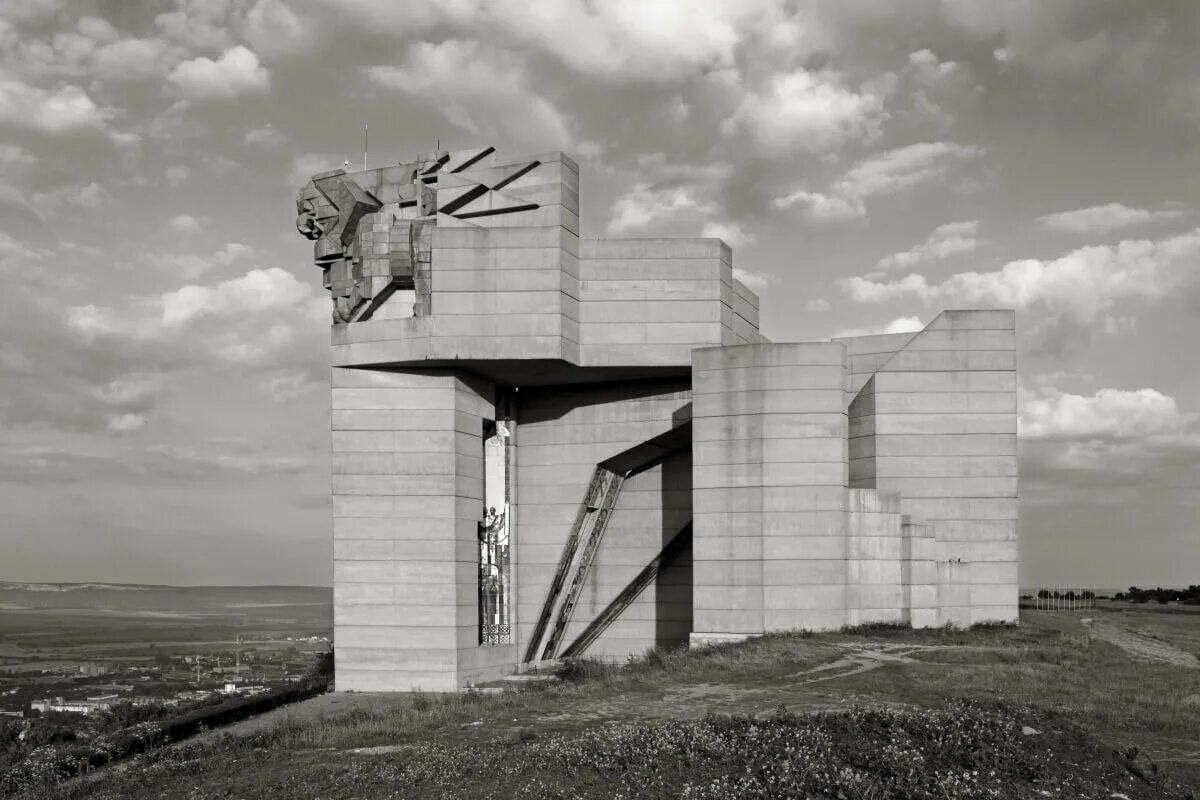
[296, 148, 1019, 692]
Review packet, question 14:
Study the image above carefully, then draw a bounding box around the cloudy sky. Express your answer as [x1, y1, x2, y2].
[0, 0, 1197, 588]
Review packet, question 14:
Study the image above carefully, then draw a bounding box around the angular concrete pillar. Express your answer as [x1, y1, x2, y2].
[331, 367, 515, 690]
[844, 489, 904, 626]
[691, 343, 850, 642]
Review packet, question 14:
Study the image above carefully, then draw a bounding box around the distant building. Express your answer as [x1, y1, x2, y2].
[0, 710, 23, 718]
[30, 694, 120, 715]
[79, 662, 109, 677]
[130, 697, 170, 707]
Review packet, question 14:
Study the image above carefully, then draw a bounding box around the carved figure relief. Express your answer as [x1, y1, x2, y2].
[296, 147, 544, 324]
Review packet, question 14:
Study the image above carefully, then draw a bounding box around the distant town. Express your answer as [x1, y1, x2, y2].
[0, 633, 330, 718]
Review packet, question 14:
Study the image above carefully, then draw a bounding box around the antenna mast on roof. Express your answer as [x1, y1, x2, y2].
[363, 124, 368, 171]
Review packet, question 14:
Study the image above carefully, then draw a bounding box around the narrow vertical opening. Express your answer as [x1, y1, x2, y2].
[479, 418, 511, 645]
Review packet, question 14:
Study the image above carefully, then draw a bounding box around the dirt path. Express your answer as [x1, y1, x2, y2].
[785, 642, 960, 684]
[527, 642, 970, 730]
[1089, 621, 1200, 668]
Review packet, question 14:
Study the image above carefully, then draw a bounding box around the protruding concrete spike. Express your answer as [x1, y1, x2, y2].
[420, 151, 451, 174]
[446, 146, 496, 173]
[434, 212, 479, 227]
[434, 173, 480, 190]
[437, 183, 489, 215]
[454, 159, 540, 191]
[451, 189, 539, 219]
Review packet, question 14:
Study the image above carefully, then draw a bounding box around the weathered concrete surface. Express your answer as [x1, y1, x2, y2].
[838, 310, 1018, 627]
[515, 379, 694, 661]
[301, 148, 1019, 691]
[332, 367, 515, 691]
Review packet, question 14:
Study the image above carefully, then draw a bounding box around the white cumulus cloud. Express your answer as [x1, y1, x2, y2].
[168, 46, 270, 100]
[328, 0, 786, 82]
[833, 316, 923, 339]
[724, 68, 887, 156]
[160, 267, 314, 326]
[1036, 202, 1190, 235]
[607, 185, 715, 235]
[701, 221, 756, 248]
[0, 80, 113, 134]
[776, 142, 983, 223]
[167, 214, 203, 234]
[366, 40, 571, 149]
[877, 219, 982, 271]
[841, 226, 1200, 324]
[1020, 387, 1194, 440]
[107, 412, 146, 433]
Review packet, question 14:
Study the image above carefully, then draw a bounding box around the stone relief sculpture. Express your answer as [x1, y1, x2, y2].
[296, 147, 544, 324]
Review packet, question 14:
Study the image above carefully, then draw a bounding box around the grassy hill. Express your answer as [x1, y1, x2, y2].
[11, 605, 1200, 799]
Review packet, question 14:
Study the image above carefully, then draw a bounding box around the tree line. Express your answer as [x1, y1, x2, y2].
[1113, 586, 1200, 604]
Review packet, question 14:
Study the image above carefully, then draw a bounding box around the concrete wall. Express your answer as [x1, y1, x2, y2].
[902, 516, 938, 628]
[332, 225, 581, 367]
[844, 489, 905, 626]
[333, 230, 765, 372]
[833, 331, 918, 396]
[558, 449, 694, 659]
[328, 153, 764, 372]
[331, 367, 515, 691]
[514, 378, 693, 660]
[731, 282, 762, 345]
[848, 310, 1018, 625]
[578, 238, 746, 366]
[691, 343, 852, 640]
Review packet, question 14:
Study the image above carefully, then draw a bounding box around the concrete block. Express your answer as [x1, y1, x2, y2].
[692, 342, 846, 370]
[760, 511, 848, 537]
[879, 477, 1018, 498]
[693, 560, 765, 587]
[874, 371, 1016, 393]
[970, 604, 1017, 625]
[910, 608, 939, 628]
[580, 300, 725, 323]
[763, 610, 843, 632]
[691, 609, 764, 634]
[904, 497, 1017, 520]
[847, 489, 902, 514]
[901, 329, 1015, 351]
[873, 434, 1017, 457]
[763, 585, 845, 611]
[874, 455, 1018, 478]
[870, 413, 1017, 435]
[762, 559, 848, 585]
[580, 238, 725, 260]
[831, 331, 918, 356]
[763, 535, 848, 560]
[693, 413, 847, 441]
[872, 392, 1017, 414]
[581, 257, 722, 281]
[880, 350, 1016, 372]
[693, 535, 764, 561]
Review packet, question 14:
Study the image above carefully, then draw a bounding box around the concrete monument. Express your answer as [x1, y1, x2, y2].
[296, 148, 1019, 691]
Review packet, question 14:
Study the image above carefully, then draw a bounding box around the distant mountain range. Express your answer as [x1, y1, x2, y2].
[0, 582, 328, 594]
[0, 582, 331, 612]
